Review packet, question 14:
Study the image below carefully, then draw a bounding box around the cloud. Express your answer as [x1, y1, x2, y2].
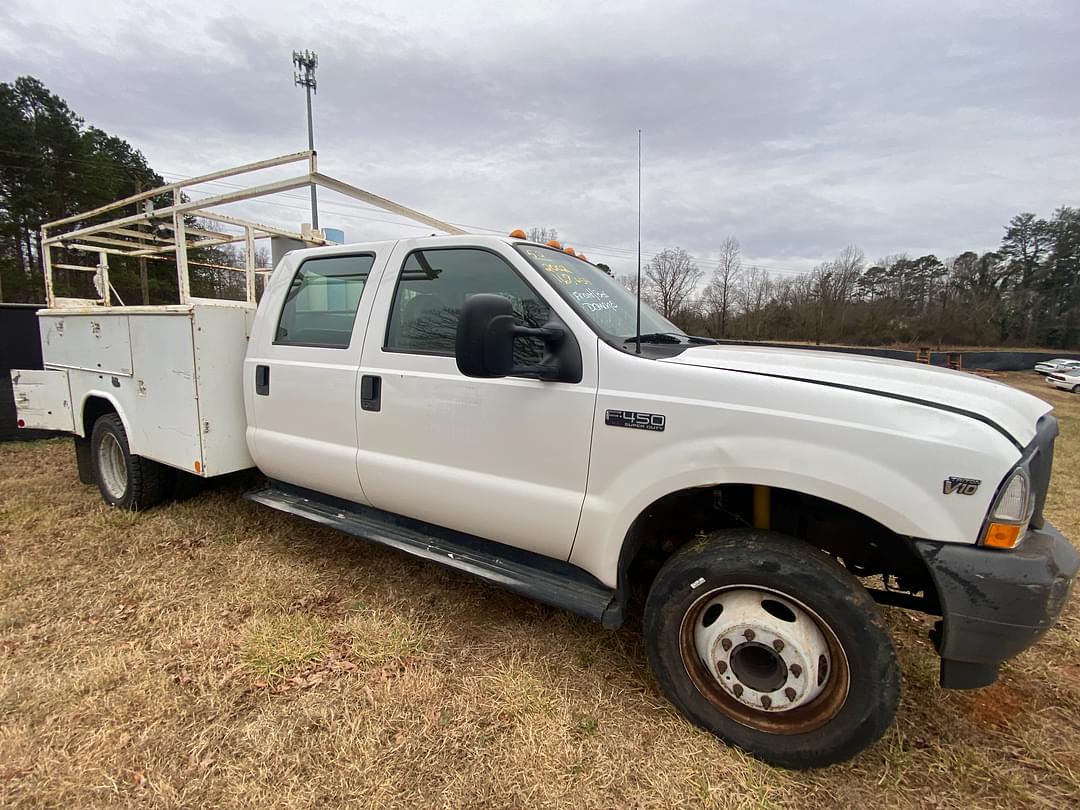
[2, 0, 1077, 275]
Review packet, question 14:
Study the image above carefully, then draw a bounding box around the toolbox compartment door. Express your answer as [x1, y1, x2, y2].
[10, 369, 74, 432]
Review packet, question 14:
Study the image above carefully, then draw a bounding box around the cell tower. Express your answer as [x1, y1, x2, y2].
[293, 49, 319, 230]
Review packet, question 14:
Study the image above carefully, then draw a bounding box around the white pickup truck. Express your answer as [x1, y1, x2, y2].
[11, 166, 1078, 768]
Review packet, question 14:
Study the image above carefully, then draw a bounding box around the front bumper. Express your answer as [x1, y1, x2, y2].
[910, 522, 1079, 689]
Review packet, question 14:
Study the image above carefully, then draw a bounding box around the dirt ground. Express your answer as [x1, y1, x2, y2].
[1, 372, 1078, 808]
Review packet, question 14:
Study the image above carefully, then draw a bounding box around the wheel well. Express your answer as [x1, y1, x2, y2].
[81, 396, 118, 437]
[620, 484, 941, 614]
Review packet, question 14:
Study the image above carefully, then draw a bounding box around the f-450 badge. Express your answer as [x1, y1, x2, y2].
[943, 477, 981, 495]
[605, 409, 666, 432]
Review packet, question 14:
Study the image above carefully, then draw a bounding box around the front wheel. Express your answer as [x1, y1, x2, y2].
[1071, 384, 1080, 394]
[644, 530, 899, 769]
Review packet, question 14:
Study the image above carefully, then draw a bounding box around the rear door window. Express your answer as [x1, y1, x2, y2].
[275, 254, 375, 348]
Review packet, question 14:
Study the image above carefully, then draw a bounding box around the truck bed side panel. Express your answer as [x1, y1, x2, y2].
[35, 307, 253, 477]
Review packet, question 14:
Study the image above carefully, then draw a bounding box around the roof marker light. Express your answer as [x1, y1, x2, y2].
[509, 228, 526, 238]
[546, 240, 562, 249]
[564, 246, 576, 256]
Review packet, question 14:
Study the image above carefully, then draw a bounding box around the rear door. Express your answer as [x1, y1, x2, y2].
[245, 247, 390, 503]
[355, 240, 599, 559]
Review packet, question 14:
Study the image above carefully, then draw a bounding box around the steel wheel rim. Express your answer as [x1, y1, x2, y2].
[98, 432, 128, 500]
[678, 584, 850, 735]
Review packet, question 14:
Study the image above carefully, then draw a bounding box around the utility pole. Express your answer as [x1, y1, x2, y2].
[293, 49, 319, 230]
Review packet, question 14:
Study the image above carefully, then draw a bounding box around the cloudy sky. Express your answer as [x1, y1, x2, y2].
[1, 0, 1077, 276]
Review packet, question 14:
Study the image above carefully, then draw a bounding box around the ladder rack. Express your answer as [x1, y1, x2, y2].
[40, 151, 464, 308]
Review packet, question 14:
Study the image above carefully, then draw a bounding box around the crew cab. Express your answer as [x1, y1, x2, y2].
[11, 161, 1078, 769]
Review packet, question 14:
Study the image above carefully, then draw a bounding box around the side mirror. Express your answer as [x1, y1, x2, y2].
[455, 294, 581, 382]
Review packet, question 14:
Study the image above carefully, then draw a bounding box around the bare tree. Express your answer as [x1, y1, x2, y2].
[736, 266, 772, 339]
[528, 226, 559, 244]
[702, 236, 741, 337]
[644, 247, 702, 319]
[830, 245, 865, 338]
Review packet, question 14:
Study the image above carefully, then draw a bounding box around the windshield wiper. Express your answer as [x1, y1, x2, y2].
[624, 332, 718, 345]
[624, 332, 684, 344]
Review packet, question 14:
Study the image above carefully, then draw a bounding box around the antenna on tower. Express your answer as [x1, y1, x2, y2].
[635, 128, 642, 354]
[293, 49, 319, 230]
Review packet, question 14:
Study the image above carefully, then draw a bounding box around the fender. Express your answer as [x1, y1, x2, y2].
[570, 410, 1019, 589]
[76, 390, 133, 444]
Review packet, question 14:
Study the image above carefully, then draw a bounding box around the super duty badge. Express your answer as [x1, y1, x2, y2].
[606, 409, 666, 432]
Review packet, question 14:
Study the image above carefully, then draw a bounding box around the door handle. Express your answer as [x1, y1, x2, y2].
[360, 374, 381, 412]
[255, 364, 270, 396]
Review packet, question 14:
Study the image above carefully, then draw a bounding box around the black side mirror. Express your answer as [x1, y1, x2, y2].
[455, 294, 581, 382]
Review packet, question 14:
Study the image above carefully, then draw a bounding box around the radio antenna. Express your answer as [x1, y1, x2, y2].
[635, 128, 642, 354]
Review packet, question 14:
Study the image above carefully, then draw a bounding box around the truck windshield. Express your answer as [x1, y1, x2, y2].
[514, 244, 682, 341]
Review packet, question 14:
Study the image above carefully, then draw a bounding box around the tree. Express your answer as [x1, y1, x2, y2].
[644, 247, 702, 320]
[702, 236, 741, 337]
[735, 266, 772, 339]
[527, 226, 559, 244]
[0, 76, 164, 303]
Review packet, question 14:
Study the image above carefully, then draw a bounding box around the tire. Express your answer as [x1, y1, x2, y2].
[644, 529, 900, 769]
[1072, 385, 1079, 394]
[90, 413, 172, 510]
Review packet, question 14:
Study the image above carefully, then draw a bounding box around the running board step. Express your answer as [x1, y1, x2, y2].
[244, 481, 621, 627]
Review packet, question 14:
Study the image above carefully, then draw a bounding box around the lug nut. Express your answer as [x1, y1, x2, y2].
[716, 660, 728, 674]
[772, 639, 784, 652]
[785, 687, 797, 702]
[721, 638, 732, 651]
[790, 664, 802, 678]
[761, 696, 772, 709]
[733, 684, 744, 697]
[743, 629, 755, 641]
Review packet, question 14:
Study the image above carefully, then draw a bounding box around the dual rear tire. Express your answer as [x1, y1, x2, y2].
[90, 414, 171, 510]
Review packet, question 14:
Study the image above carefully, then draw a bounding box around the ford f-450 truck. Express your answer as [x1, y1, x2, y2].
[12, 158, 1078, 768]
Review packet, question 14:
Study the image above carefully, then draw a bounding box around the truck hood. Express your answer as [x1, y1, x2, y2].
[660, 345, 1051, 447]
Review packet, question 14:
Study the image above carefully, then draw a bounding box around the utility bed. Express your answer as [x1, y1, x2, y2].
[13, 304, 254, 476]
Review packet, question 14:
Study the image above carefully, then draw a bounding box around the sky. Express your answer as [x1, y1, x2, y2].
[1, 0, 1078, 277]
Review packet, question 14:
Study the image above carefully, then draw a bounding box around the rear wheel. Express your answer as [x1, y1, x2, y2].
[1071, 384, 1079, 394]
[90, 413, 171, 510]
[644, 529, 899, 768]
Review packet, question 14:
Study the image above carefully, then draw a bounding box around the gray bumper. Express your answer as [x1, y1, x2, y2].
[911, 522, 1079, 689]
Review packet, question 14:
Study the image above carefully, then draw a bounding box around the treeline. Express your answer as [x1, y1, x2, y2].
[1, 76, 256, 305]
[625, 206, 1080, 349]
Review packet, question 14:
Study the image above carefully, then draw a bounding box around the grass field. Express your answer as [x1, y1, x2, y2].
[1, 372, 1078, 808]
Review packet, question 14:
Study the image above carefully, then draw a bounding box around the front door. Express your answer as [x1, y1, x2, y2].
[356, 242, 598, 559]
[246, 249, 386, 503]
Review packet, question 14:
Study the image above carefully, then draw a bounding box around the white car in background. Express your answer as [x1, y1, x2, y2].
[1034, 358, 1080, 374]
[1046, 370, 1080, 392]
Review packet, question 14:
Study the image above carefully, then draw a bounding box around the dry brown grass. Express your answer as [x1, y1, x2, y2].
[1, 371, 1078, 808]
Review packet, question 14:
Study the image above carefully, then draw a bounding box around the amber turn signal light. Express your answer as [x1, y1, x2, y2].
[984, 522, 1023, 549]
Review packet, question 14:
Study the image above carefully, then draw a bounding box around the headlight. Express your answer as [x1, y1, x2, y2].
[991, 469, 1033, 523]
[982, 468, 1034, 549]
